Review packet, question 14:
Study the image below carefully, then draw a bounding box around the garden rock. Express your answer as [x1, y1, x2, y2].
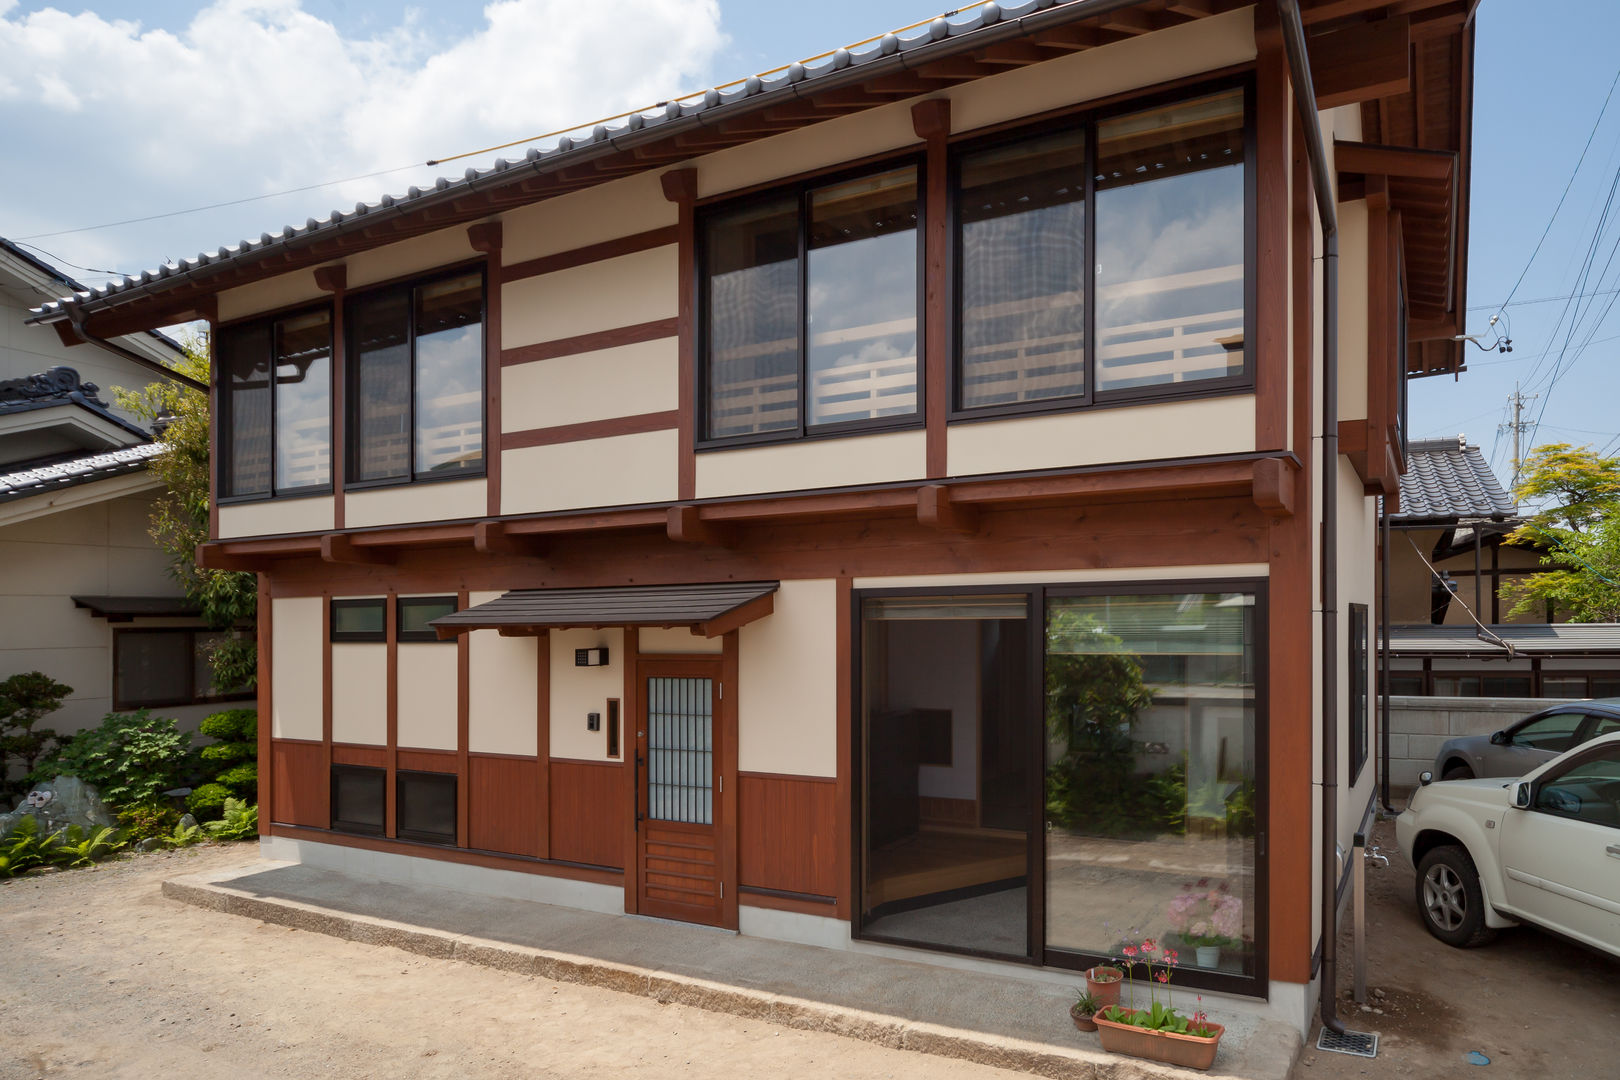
[178, 814, 198, 830]
[0, 776, 115, 836]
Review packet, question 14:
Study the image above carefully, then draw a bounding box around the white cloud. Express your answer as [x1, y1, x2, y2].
[0, 0, 725, 272]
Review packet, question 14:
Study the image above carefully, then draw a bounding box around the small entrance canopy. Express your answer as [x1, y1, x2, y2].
[430, 581, 778, 640]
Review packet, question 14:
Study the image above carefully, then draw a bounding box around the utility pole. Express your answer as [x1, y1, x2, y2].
[1500, 382, 1538, 490]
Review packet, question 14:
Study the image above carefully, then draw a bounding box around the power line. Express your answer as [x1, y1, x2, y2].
[1467, 287, 1620, 312]
[9, 241, 125, 278]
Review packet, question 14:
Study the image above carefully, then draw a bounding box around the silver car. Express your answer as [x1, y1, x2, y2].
[1432, 700, 1620, 780]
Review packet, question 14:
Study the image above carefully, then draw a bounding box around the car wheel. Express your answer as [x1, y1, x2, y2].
[1414, 845, 1496, 948]
[1442, 763, 1474, 781]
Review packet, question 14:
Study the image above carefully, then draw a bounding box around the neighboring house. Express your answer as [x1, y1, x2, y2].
[1, 237, 247, 737]
[1384, 435, 1620, 698]
[27, 1, 1477, 1037]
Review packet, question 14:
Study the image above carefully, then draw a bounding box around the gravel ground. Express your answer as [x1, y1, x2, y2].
[0, 844, 1019, 1080]
[1287, 816, 1620, 1080]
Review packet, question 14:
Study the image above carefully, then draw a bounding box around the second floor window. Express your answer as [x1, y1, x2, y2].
[348, 269, 485, 484]
[701, 164, 920, 442]
[218, 307, 332, 499]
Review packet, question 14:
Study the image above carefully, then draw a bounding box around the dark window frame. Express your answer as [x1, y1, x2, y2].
[695, 154, 928, 450]
[397, 595, 458, 643]
[112, 627, 256, 710]
[395, 769, 458, 845]
[948, 74, 1257, 422]
[330, 764, 386, 836]
[1349, 603, 1370, 784]
[330, 598, 387, 643]
[848, 576, 1269, 1000]
[344, 264, 489, 490]
[215, 302, 335, 505]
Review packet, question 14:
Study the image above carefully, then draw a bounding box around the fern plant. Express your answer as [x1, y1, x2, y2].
[203, 799, 258, 841]
[51, 824, 125, 868]
[0, 815, 51, 878]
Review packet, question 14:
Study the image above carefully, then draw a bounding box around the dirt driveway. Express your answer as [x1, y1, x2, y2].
[0, 845, 1019, 1080]
[1288, 815, 1620, 1080]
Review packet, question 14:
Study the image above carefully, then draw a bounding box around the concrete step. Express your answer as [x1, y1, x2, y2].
[162, 858, 1299, 1079]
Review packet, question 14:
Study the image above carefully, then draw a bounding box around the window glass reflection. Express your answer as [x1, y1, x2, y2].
[221, 323, 271, 498]
[1095, 90, 1245, 392]
[704, 197, 800, 439]
[350, 291, 411, 482]
[273, 309, 331, 491]
[413, 273, 484, 476]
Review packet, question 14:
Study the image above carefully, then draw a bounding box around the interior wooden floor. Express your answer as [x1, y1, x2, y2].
[866, 826, 1027, 908]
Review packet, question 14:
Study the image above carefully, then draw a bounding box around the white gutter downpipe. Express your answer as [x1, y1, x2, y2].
[1275, 0, 1346, 1037]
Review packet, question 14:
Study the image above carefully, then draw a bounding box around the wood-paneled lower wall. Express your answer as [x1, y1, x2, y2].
[738, 772, 839, 899]
[469, 755, 545, 858]
[549, 759, 625, 868]
[270, 739, 328, 828]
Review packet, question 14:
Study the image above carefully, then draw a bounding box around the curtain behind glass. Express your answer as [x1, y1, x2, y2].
[350, 290, 411, 482]
[1095, 90, 1245, 393]
[958, 130, 1087, 409]
[704, 197, 800, 438]
[219, 322, 271, 498]
[1044, 591, 1257, 975]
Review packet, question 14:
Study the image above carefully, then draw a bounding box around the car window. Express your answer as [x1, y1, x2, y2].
[1511, 712, 1585, 753]
[1534, 745, 1620, 828]
[1588, 715, 1620, 739]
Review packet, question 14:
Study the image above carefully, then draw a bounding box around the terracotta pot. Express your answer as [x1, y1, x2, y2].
[1069, 1003, 1098, 1032]
[1085, 967, 1124, 1009]
[1093, 1008, 1226, 1071]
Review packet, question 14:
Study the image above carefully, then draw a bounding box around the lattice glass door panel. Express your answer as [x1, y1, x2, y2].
[647, 677, 713, 825]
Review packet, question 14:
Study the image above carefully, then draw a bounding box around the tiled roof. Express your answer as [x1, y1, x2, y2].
[1, 237, 183, 355]
[0, 443, 162, 505]
[26, 0, 1120, 324]
[1395, 435, 1517, 523]
[1385, 623, 1620, 658]
[432, 581, 780, 634]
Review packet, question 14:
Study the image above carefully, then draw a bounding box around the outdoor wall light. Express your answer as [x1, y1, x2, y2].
[575, 647, 609, 667]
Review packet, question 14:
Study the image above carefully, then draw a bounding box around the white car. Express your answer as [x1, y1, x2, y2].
[1396, 730, 1620, 957]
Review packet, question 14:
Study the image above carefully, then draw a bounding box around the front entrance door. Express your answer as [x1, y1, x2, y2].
[634, 659, 724, 925]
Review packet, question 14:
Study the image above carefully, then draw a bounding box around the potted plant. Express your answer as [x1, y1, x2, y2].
[1085, 964, 1124, 1008]
[1070, 991, 1102, 1032]
[1093, 939, 1226, 1070]
[1166, 881, 1244, 969]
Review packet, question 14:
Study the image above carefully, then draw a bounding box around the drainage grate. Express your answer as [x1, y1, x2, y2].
[1317, 1027, 1379, 1058]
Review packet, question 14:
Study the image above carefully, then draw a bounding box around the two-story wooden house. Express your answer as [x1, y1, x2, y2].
[30, 0, 1477, 1036]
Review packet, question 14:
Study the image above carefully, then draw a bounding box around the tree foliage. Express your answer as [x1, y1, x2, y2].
[0, 671, 70, 796]
[113, 336, 257, 688]
[1503, 443, 1620, 622]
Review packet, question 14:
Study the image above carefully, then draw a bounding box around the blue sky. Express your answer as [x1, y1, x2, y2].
[2, 1, 1615, 483]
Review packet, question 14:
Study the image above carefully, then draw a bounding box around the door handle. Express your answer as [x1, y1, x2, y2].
[1606, 844, 1620, 858]
[634, 753, 646, 831]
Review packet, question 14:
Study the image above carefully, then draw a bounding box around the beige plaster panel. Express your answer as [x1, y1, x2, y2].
[694, 429, 925, 500]
[344, 228, 477, 291]
[330, 642, 387, 745]
[501, 170, 675, 264]
[217, 272, 326, 324]
[501, 429, 678, 514]
[853, 565, 1270, 589]
[271, 596, 324, 741]
[344, 478, 486, 528]
[468, 590, 539, 756]
[550, 628, 623, 762]
[218, 494, 335, 539]
[1337, 198, 1370, 422]
[698, 99, 917, 199]
[502, 247, 676, 350]
[738, 579, 836, 778]
[395, 642, 459, 750]
[947, 395, 1255, 478]
[638, 626, 724, 655]
[501, 336, 678, 433]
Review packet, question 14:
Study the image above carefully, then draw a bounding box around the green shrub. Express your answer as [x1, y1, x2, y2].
[0, 815, 127, 877]
[199, 709, 256, 743]
[31, 710, 190, 807]
[187, 783, 230, 820]
[0, 815, 52, 877]
[204, 799, 258, 841]
[216, 761, 257, 797]
[116, 803, 180, 844]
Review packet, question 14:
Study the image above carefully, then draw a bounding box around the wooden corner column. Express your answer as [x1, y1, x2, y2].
[1254, 1, 1290, 454]
[660, 168, 699, 501]
[313, 265, 348, 529]
[912, 98, 951, 479]
[468, 221, 504, 518]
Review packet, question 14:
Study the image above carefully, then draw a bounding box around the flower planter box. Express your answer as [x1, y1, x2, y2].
[1093, 1008, 1225, 1071]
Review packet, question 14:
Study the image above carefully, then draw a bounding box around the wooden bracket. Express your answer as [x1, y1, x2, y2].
[312, 265, 347, 294]
[659, 167, 699, 205]
[693, 591, 775, 638]
[52, 321, 84, 348]
[467, 221, 504, 255]
[195, 542, 260, 573]
[910, 98, 951, 140]
[320, 533, 395, 565]
[472, 520, 546, 557]
[916, 484, 980, 534]
[667, 504, 735, 547]
[1251, 458, 1296, 519]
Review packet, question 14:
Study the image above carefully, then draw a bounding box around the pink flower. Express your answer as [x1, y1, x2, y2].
[1155, 972, 1169, 984]
[1141, 938, 1157, 954]
[1122, 945, 1138, 958]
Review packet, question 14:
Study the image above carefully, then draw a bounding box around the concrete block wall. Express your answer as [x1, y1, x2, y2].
[1386, 696, 1577, 790]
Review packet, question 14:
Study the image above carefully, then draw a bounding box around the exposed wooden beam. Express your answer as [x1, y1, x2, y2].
[694, 592, 775, 638]
[1306, 15, 1410, 110]
[320, 533, 395, 565]
[666, 504, 735, 547]
[975, 41, 1049, 66]
[1335, 141, 1455, 181]
[472, 520, 545, 557]
[916, 484, 981, 534]
[1251, 457, 1296, 519]
[1030, 24, 1105, 51]
[194, 542, 260, 572]
[1099, 9, 1158, 34]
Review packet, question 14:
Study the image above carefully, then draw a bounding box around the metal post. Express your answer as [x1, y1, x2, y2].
[1353, 830, 1367, 1004]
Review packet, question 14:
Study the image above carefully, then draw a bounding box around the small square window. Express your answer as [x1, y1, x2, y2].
[397, 771, 456, 845]
[398, 596, 457, 642]
[331, 598, 386, 642]
[331, 765, 385, 835]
